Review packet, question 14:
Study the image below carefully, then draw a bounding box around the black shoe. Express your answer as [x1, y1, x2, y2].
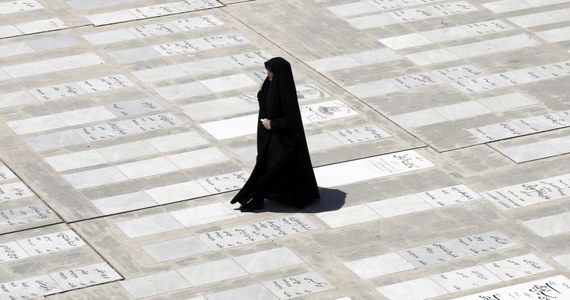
[239, 194, 264, 212]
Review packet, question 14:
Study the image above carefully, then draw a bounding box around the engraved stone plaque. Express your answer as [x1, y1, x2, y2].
[263, 272, 334, 299]
[328, 124, 390, 145]
[17, 230, 85, 256]
[196, 171, 249, 194]
[454, 275, 570, 299]
[107, 98, 163, 116]
[398, 241, 468, 267]
[484, 254, 553, 280]
[448, 230, 516, 255]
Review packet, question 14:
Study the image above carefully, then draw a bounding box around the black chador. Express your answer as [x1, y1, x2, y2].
[231, 57, 320, 211]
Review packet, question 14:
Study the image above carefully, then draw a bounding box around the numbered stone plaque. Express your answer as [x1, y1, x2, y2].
[328, 124, 390, 145]
[196, 171, 249, 194]
[263, 272, 333, 299]
[17, 230, 85, 256]
[484, 254, 553, 280]
[49, 263, 122, 290]
[454, 275, 570, 299]
[107, 98, 163, 116]
[199, 215, 316, 249]
[449, 230, 516, 255]
[398, 241, 468, 267]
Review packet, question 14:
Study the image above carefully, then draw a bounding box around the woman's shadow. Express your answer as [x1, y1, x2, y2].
[262, 187, 346, 213]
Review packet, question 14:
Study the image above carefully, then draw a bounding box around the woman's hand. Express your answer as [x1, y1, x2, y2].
[260, 118, 271, 130]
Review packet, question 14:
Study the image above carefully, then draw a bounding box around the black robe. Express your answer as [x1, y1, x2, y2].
[231, 57, 320, 208]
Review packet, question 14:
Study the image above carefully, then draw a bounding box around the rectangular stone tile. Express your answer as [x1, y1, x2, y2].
[169, 202, 236, 228]
[92, 191, 157, 215]
[49, 53, 105, 71]
[86, 10, 138, 26]
[449, 230, 516, 255]
[153, 81, 211, 100]
[0, 241, 29, 261]
[107, 98, 162, 117]
[545, 135, 570, 152]
[379, 33, 431, 50]
[29, 83, 87, 102]
[496, 141, 562, 163]
[77, 75, 134, 92]
[0, 0, 42, 13]
[346, 79, 401, 98]
[495, 67, 552, 85]
[477, 93, 536, 112]
[83, 29, 138, 45]
[95, 141, 157, 163]
[308, 56, 360, 72]
[377, 277, 448, 300]
[315, 204, 381, 229]
[388, 73, 444, 90]
[49, 263, 122, 291]
[199, 215, 316, 250]
[177, 258, 247, 286]
[537, 25, 570, 42]
[205, 284, 277, 300]
[200, 74, 258, 92]
[0, 204, 56, 229]
[0, 25, 21, 39]
[508, 7, 570, 28]
[0, 182, 34, 202]
[195, 171, 248, 194]
[108, 46, 163, 64]
[454, 275, 570, 299]
[17, 230, 85, 256]
[3, 60, 58, 78]
[553, 253, 570, 270]
[0, 274, 62, 299]
[200, 114, 257, 140]
[0, 164, 16, 181]
[167, 147, 229, 169]
[523, 212, 570, 237]
[177, 57, 233, 74]
[262, 272, 333, 299]
[7, 115, 66, 135]
[0, 42, 34, 58]
[132, 65, 189, 82]
[147, 131, 209, 152]
[16, 18, 67, 34]
[450, 75, 506, 93]
[416, 185, 481, 207]
[483, 253, 553, 280]
[398, 241, 468, 267]
[234, 247, 303, 274]
[367, 195, 433, 218]
[64, 166, 127, 189]
[120, 271, 191, 299]
[430, 265, 502, 293]
[307, 133, 346, 151]
[57, 106, 116, 126]
[405, 48, 459, 66]
[144, 181, 210, 204]
[390, 109, 449, 128]
[483, 0, 533, 13]
[142, 236, 211, 262]
[115, 213, 184, 238]
[345, 253, 415, 279]
[328, 124, 390, 144]
[74, 123, 132, 142]
[179, 94, 257, 121]
[116, 157, 179, 179]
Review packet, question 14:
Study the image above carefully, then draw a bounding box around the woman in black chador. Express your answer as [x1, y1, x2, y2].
[231, 57, 320, 211]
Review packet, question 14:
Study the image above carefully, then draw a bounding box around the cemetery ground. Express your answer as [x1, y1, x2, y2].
[1, 0, 570, 299]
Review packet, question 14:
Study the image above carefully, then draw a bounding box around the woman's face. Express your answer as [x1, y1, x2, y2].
[267, 68, 273, 81]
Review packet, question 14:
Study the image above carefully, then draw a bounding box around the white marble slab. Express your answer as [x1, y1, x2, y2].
[497, 141, 562, 163]
[116, 157, 179, 179]
[169, 202, 236, 227]
[398, 241, 468, 267]
[0, 164, 16, 181]
[142, 236, 211, 262]
[483, 0, 533, 13]
[545, 135, 570, 152]
[450, 75, 506, 94]
[307, 133, 345, 152]
[107, 98, 162, 117]
[315, 150, 433, 187]
[483, 173, 570, 209]
[430, 265, 502, 293]
[454, 275, 570, 299]
[167, 147, 229, 169]
[0, 182, 34, 201]
[25, 130, 86, 152]
[406, 48, 459, 66]
[434, 101, 492, 122]
[147, 131, 209, 152]
[177, 57, 233, 75]
[0, 0, 43, 14]
[346, 79, 401, 98]
[77, 75, 134, 93]
[29, 83, 87, 102]
[49, 53, 104, 71]
[345, 252, 415, 279]
[74, 123, 132, 142]
[196, 171, 249, 194]
[416, 185, 482, 207]
[0, 42, 34, 58]
[57, 106, 116, 126]
[301, 100, 359, 123]
[120, 271, 192, 299]
[329, 124, 390, 144]
[199, 215, 316, 250]
[496, 67, 551, 85]
[0, 275, 62, 299]
[7, 115, 66, 135]
[92, 191, 157, 215]
[144, 181, 210, 204]
[367, 195, 433, 218]
[553, 253, 570, 270]
[316, 204, 382, 228]
[200, 114, 257, 140]
[484, 254, 553, 280]
[16, 18, 66, 34]
[178, 258, 247, 286]
[179, 94, 258, 121]
[224, 50, 272, 67]
[64, 166, 127, 189]
[82, 29, 138, 45]
[0, 241, 29, 261]
[86, 10, 138, 26]
[0, 25, 21, 39]
[200, 74, 258, 92]
[477, 93, 536, 112]
[17, 230, 85, 256]
[537, 25, 570, 42]
[469, 122, 528, 142]
[449, 230, 516, 255]
[523, 211, 570, 237]
[3, 60, 58, 78]
[0, 204, 55, 229]
[49, 263, 122, 290]
[390, 109, 449, 128]
[377, 277, 448, 300]
[379, 33, 432, 50]
[96, 141, 158, 163]
[205, 284, 277, 300]
[234, 247, 303, 274]
[116, 213, 184, 238]
[154, 81, 211, 100]
[263, 272, 333, 299]
[120, 113, 182, 133]
[107, 46, 163, 64]
[388, 72, 444, 90]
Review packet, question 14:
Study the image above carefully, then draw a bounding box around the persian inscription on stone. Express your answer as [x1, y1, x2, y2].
[0, 182, 34, 201]
[16, 230, 85, 256]
[398, 241, 468, 267]
[453, 275, 570, 300]
[389, 8, 437, 22]
[107, 98, 163, 116]
[74, 122, 132, 142]
[128, 4, 180, 19]
[120, 113, 181, 133]
[513, 113, 570, 133]
[224, 50, 272, 67]
[28, 83, 86, 101]
[263, 272, 333, 299]
[297, 83, 328, 100]
[329, 124, 390, 145]
[171, 15, 224, 31]
[468, 121, 528, 142]
[417, 184, 481, 207]
[202, 33, 249, 48]
[465, 20, 511, 35]
[153, 39, 209, 56]
[77, 75, 133, 93]
[484, 254, 553, 280]
[0, 205, 54, 228]
[368, 150, 433, 176]
[483, 174, 570, 210]
[199, 215, 316, 249]
[185, 0, 223, 10]
[128, 22, 180, 38]
[388, 72, 443, 90]
[433, 65, 486, 81]
[495, 68, 551, 85]
[0, 241, 29, 262]
[0, 0, 43, 14]
[448, 230, 515, 255]
[196, 171, 249, 194]
[0, 164, 16, 181]
[0, 275, 62, 299]
[450, 75, 505, 93]
[431, 265, 502, 292]
[301, 100, 358, 123]
[49, 263, 122, 290]
[537, 60, 570, 77]
[432, 1, 476, 15]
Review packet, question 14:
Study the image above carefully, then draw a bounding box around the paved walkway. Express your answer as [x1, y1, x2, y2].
[1, 0, 570, 299]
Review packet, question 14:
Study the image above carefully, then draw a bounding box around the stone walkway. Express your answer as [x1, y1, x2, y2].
[1, 0, 570, 299]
